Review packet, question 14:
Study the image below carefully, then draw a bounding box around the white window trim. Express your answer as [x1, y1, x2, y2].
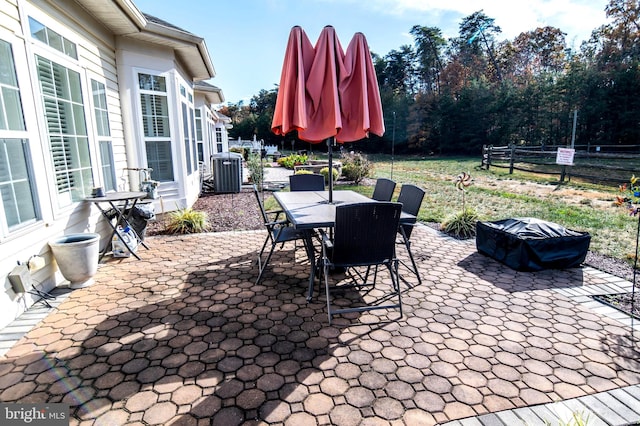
[178, 81, 197, 176]
[0, 29, 45, 241]
[134, 68, 176, 183]
[20, 4, 83, 67]
[88, 74, 115, 191]
[25, 15, 99, 212]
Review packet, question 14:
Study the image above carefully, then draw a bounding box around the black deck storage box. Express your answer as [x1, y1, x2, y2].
[476, 218, 591, 271]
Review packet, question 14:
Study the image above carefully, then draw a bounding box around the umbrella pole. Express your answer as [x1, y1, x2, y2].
[327, 137, 333, 203]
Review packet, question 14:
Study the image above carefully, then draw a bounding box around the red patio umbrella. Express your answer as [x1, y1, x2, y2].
[298, 25, 345, 143]
[338, 32, 385, 142]
[272, 25, 385, 203]
[272, 26, 315, 137]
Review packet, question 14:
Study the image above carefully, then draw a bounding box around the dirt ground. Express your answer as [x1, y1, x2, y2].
[476, 175, 616, 209]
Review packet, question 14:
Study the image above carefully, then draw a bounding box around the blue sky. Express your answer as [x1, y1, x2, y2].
[133, 0, 610, 105]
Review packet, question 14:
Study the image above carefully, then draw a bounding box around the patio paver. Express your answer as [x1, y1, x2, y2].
[0, 224, 639, 425]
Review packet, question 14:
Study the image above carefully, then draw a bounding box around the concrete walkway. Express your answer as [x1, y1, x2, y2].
[441, 383, 640, 425]
[1, 221, 639, 425]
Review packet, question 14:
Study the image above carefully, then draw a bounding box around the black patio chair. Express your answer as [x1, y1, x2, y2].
[254, 185, 310, 285]
[396, 184, 426, 285]
[319, 202, 403, 324]
[289, 174, 325, 191]
[371, 178, 396, 201]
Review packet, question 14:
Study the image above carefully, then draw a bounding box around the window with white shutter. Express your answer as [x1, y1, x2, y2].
[139, 73, 173, 181]
[35, 55, 92, 207]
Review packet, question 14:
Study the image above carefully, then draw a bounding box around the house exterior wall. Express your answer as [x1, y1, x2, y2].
[116, 37, 212, 211]
[0, 0, 224, 329]
[194, 94, 231, 176]
[0, 0, 127, 328]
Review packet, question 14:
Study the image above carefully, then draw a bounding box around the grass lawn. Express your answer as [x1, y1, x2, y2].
[328, 154, 639, 267]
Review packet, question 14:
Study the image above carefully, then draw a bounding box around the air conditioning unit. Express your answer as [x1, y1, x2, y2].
[212, 153, 243, 193]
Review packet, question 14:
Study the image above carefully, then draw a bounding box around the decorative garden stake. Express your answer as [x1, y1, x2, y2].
[455, 171, 473, 211]
[442, 172, 478, 239]
[631, 202, 639, 346]
[616, 175, 639, 345]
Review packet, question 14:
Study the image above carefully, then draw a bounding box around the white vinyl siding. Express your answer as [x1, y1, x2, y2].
[139, 73, 173, 182]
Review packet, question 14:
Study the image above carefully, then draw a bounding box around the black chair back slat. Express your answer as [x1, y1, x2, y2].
[289, 174, 325, 191]
[332, 202, 401, 266]
[371, 178, 396, 202]
[397, 184, 425, 240]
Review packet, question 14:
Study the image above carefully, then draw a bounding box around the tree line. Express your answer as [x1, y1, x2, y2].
[220, 0, 640, 156]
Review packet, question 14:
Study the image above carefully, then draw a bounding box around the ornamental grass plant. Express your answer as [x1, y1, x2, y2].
[165, 207, 210, 234]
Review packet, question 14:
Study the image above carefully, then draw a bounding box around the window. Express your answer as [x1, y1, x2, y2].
[181, 102, 192, 174]
[29, 17, 77, 60]
[91, 80, 110, 137]
[205, 111, 215, 156]
[36, 55, 92, 207]
[195, 109, 204, 163]
[179, 83, 196, 175]
[190, 107, 197, 169]
[0, 39, 38, 232]
[99, 141, 116, 192]
[216, 127, 223, 153]
[91, 80, 115, 191]
[139, 73, 173, 181]
[0, 44, 25, 131]
[0, 139, 38, 230]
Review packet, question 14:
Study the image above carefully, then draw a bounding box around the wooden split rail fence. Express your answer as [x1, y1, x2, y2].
[481, 144, 640, 187]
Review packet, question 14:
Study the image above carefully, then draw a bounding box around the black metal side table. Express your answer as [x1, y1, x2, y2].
[85, 191, 150, 260]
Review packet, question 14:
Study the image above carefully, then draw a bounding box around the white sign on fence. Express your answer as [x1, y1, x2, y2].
[556, 147, 575, 165]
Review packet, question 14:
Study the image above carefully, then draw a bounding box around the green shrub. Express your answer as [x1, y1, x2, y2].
[320, 167, 340, 183]
[229, 146, 247, 160]
[294, 169, 313, 175]
[441, 208, 478, 239]
[340, 151, 371, 183]
[166, 208, 209, 234]
[277, 154, 308, 170]
[247, 153, 264, 188]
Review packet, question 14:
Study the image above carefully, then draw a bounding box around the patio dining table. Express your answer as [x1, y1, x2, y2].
[273, 190, 416, 301]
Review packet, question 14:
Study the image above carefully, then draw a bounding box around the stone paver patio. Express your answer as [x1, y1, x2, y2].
[0, 225, 639, 425]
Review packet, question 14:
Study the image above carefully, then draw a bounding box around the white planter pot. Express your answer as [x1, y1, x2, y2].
[49, 233, 100, 289]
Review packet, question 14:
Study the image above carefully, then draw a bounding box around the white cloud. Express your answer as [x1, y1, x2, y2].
[365, 0, 609, 43]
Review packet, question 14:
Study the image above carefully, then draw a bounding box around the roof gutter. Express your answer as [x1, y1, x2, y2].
[72, 0, 215, 80]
